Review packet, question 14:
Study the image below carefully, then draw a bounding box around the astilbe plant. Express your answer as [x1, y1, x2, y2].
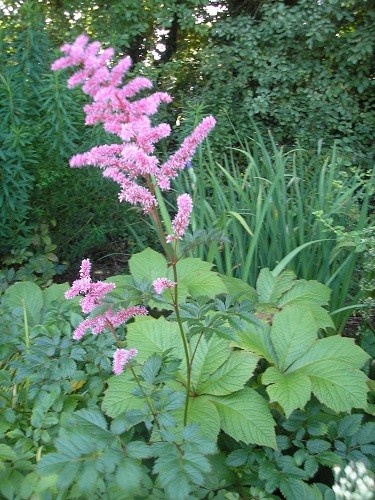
[42, 35, 372, 498]
[52, 34, 215, 405]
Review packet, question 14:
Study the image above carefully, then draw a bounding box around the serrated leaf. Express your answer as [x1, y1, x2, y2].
[176, 258, 227, 298]
[126, 316, 183, 363]
[42, 283, 69, 313]
[306, 439, 331, 454]
[220, 275, 257, 303]
[128, 248, 168, 282]
[209, 387, 276, 448]
[257, 268, 296, 304]
[226, 449, 249, 467]
[300, 360, 368, 413]
[102, 371, 144, 418]
[353, 422, 375, 445]
[271, 304, 318, 371]
[0, 443, 17, 461]
[279, 477, 320, 500]
[2, 281, 43, 326]
[189, 336, 231, 388]
[262, 367, 311, 417]
[116, 458, 143, 494]
[317, 451, 343, 467]
[288, 336, 370, 373]
[336, 414, 363, 438]
[235, 322, 275, 362]
[304, 456, 319, 477]
[198, 350, 258, 396]
[278, 280, 331, 307]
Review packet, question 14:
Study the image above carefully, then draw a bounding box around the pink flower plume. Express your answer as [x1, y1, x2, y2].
[167, 193, 193, 241]
[113, 348, 138, 375]
[153, 278, 176, 295]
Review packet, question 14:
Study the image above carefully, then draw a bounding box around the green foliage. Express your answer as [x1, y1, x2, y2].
[175, 127, 374, 331]
[178, 0, 375, 168]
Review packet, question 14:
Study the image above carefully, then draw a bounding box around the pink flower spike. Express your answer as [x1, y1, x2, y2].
[153, 278, 176, 295]
[167, 193, 193, 241]
[113, 348, 138, 375]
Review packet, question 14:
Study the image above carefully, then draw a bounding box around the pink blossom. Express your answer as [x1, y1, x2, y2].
[113, 348, 138, 375]
[157, 116, 216, 186]
[153, 278, 176, 295]
[72, 305, 147, 340]
[167, 194, 193, 241]
[51, 35, 215, 213]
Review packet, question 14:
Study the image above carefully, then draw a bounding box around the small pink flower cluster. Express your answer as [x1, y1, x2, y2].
[51, 34, 216, 214]
[166, 193, 193, 242]
[153, 277, 176, 295]
[113, 348, 138, 375]
[65, 258, 147, 344]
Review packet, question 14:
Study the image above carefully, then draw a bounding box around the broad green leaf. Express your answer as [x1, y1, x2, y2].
[115, 458, 143, 494]
[287, 336, 370, 373]
[102, 371, 144, 418]
[300, 303, 335, 331]
[336, 414, 363, 438]
[128, 248, 168, 282]
[301, 360, 368, 413]
[176, 257, 227, 298]
[220, 275, 257, 303]
[257, 268, 295, 304]
[65, 409, 114, 447]
[126, 316, 184, 363]
[262, 367, 311, 418]
[198, 351, 258, 396]
[189, 336, 231, 388]
[279, 477, 322, 500]
[42, 283, 69, 313]
[271, 304, 318, 371]
[278, 280, 331, 307]
[2, 281, 43, 326]
[171, 397, 221, 442]
[210, 387, 276, 448]
[0, 443, 17, 461]
[235, 322, 275, 363]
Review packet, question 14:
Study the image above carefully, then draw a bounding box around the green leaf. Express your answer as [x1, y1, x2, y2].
[0, 443, 17, 461]
[115, 458, 143, 494]
[2, 281, 43, 326]
[257, 268, 296, 304]
[288, 336, 370, 372]
[271, 304, 318, 371]
[306, 439, 331, 454]
[262, 367, 311, 417]
[102, 371, 144, 418]
[176, 257, 227, 298]
[353, 422, 375, 445]
[278, 280, 331, 307]
[42, 283, 69, 312]
[126, 316, 184, 363]
[279, 477, 322, 500]
[189, 335, 231, 388]
[336, 414, 363, 438]
[220, 275, 257, 303]
[301, 360, 368, 413]
[198, 350, 258, 396]
[128, 248, 168, 282]
[235, 322, 275, 362]
[209, 387, 276, 448]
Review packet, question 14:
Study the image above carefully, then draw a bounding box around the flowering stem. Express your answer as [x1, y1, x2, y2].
[171, 261, 191, 426]
[106, 319, 160, 429]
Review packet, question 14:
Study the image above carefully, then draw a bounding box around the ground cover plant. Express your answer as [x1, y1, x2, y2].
[0, 34, 374, 500]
